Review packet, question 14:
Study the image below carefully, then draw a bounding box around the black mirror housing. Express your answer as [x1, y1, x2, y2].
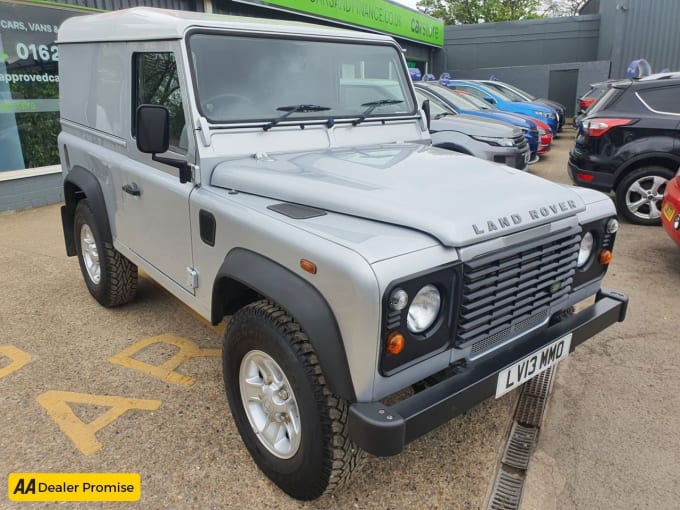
[136, 105, 170, 154]
[421, 99, 431, 131]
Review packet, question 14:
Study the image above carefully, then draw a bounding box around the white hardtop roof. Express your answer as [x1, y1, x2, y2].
[57, 7, 396, 44]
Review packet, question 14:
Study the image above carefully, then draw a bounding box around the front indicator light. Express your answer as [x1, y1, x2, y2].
[386, 332, 405, 355]
[599, 249, 613, 265]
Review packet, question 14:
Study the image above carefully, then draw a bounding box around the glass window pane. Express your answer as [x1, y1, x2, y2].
[188, 34, 415, 123]
[133, 52, 186, 152]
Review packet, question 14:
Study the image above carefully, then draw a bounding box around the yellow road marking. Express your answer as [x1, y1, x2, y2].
[0, 345, 32, 380]
[108, 334, 221, 387]
[36, 391, 161, 456]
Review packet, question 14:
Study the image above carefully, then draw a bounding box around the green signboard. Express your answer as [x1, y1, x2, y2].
[254, 0, 444, 47]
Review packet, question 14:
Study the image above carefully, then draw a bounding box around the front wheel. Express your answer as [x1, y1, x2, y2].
[74, 199, 137, 307]
[223, 300, 363, 500]
[615, 166, 674, 225]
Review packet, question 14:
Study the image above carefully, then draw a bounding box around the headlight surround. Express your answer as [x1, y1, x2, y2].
[380, 265, 458, 376]
[577, 231, 594, 267]
[407, 284, 441, 333]
[572, 217, 618, 289]
[472, 135, 515, 147]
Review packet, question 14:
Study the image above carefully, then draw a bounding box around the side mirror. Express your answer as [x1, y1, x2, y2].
[483, 96, 496, 105]
[421, 99, 431, 131]
[135, 104, 191, 184]
[136, 105, 170, 154]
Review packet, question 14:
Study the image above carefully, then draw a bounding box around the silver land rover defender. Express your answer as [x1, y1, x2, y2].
[57, 8, 628, 501]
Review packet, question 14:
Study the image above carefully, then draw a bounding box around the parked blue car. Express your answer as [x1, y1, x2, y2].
[415, 82, 539, 162]
[442, 79, 559, 134]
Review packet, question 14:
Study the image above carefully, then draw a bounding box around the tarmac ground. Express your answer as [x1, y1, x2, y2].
[1, 129, 678, 509]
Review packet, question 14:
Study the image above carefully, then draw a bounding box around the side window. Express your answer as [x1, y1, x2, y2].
[133, 52, 187, 152]
[638, 86, 680, 114]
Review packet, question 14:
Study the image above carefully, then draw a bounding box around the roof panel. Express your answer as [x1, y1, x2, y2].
[57, 6, 395, 43]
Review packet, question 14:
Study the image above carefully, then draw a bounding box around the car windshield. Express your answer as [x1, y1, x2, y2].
[421, 85, 479, 111]
[456, 92, 494, 110]
[483, 82, 527, 102]
[187, 34, 415, 124]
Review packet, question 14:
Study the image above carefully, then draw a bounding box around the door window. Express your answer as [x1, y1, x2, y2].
[132, 52, 187, 152]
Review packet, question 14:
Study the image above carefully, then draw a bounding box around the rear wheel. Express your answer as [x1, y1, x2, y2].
[615, 166, 674, 225]
[223, 300, 363, 500]
[74, 199, 137, 307]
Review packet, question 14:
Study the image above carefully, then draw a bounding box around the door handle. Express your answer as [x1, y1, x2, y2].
[122, 183, 141, 196]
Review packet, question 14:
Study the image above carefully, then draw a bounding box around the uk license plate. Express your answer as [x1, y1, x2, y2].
[663, 202, 676, 222]
[495, 334, 572, 398]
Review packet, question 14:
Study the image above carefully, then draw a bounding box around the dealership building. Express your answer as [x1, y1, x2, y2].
[2, 0, 679, 212]
[0, 0, 443, 211]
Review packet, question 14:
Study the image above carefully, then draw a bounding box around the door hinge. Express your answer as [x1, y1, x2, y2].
[186, 267, 199, 290]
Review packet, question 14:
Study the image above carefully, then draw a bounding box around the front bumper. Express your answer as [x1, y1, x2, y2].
[348, 288, 628, 457]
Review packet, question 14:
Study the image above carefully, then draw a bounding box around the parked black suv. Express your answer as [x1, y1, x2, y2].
[568, 73, 680, 225]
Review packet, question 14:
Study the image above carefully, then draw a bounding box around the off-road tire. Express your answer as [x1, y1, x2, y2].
[223, 300, 364, 500]
[615, 166, 674, 225]
[74, 199, 137, 307]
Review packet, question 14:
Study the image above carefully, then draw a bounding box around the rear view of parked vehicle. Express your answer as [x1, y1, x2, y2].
[574, 80, 615, 127]
[568, 75, 680, 225]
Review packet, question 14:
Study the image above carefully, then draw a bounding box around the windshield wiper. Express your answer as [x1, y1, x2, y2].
[263, 104, 330, 131]
[352, 99, 404, 126]
[435, 112, 453, 119]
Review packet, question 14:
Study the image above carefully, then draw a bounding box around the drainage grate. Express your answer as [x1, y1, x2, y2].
[487, 365, 557, 510]
[502, 423, 538, 470]
[488, 470, 523, 510]
[514, 367, 553, 427]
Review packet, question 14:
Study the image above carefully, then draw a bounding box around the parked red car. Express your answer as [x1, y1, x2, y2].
[533, 118, 553, 155]
[662, 170, 680, 245]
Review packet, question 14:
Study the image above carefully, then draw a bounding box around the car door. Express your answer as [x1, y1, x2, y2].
[117, 44, 196, 293]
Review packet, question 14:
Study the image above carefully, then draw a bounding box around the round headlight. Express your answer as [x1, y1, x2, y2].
[389, 288, 409, 311]
[577, 232, 594, 267]
[407, 284, 441, 334]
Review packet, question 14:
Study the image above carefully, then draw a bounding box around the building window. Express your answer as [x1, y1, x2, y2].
[0, 0, 87, 172]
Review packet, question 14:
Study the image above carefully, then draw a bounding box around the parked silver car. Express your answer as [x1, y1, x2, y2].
[415, 90, 530, 170]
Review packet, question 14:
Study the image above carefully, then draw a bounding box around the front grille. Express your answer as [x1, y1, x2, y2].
[513, 135, 528, 151]
[456, 227, 580, 353]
